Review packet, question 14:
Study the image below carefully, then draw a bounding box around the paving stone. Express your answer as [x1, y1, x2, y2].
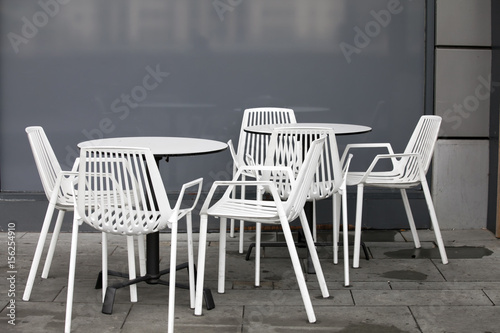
[389, 281, 500, 290]
[352, 289, 493, 306]
[122, 304, 243, 333]
[241, 305, 421, 332]
[436, 258, 500, 282]
[401, 228, 498, 243]
[411, 305, 500, 333]
[343, 259, 446, 283]
[212, 289, 352, 307]
[0, 301, 130, 333]
[482, 289, 500, 305]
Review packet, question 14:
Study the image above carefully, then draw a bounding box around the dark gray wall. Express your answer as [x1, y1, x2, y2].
[1, 0, 426, 196]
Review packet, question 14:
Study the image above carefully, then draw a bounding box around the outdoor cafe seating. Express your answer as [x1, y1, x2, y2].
[21, 112, 450, 331]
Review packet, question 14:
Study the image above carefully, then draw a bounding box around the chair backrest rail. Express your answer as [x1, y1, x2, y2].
[237, 107, 297, 167]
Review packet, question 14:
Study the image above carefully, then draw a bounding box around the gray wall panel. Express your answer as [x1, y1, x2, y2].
[433, 140, 489, 229]
[435, 49, 491, 137]
[436, 0, 491, 47]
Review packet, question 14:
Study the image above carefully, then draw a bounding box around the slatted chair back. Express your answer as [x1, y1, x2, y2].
[263, 134, 327, 221]
[76, 147, 171, 235]
[26, 126, 72, 207]
[397, 115, 442, 182]
[263, 127, 343, 202]
[236, 107, 296, 168]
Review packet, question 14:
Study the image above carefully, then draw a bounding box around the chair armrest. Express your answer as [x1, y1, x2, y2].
[70, 158, 80, 172]
[57, 171, 79, 201]
[236, 165, 297, 191]
[340, 143, 395, 167]
[357, 152, 420, 183]
[340, 154, 353, 191]
[234, 165, 295, 182]
[60, 170, 79, 177]
[200, 179, 279, 214]
[227, 139, 238, 167]
[170, 177, 204, 222]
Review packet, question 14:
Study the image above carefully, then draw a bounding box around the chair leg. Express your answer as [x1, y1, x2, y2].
[137, 235, 146, 276]
[238, 183, 247, 254]
[126, 236, 138, 302]
[218, 218, 227, 293]
[312, 200, 317, 242]
[64, 216, 80, 333]
[239, 220, 245, 254]
[299, 211, 329, 298]
[281, 215, 317, 323]
[421, 180, 448, 264]
[332, 193, 340, 264]
[230, 172, 237, 239]
[41, 210, 66, 279]
[255, 223, 261, 287]
[194, 214, 209, 316]
[167, 221, 178, 333]
[400, 189, 421, 248]
[353, 184, 364, 268]
[101, 233, 108, 303]
[230, 219, 235, 238]
[186, 212, 196, 309]
[23, 202, 57, 301]
[254, 188, 263, 286]
[341, 191, 350, 287]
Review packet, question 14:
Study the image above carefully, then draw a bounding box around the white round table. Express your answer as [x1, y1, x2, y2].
[244, 122, 372, 135]
[78, 136, 228, 159]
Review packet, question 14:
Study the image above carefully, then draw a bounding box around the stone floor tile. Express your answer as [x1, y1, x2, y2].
[122, 304, 243, 332]
[241, 305, 421, 332]
[352, 289, 493, 306]
[411, 305, 500, 333]
[436, 258, 500, 282]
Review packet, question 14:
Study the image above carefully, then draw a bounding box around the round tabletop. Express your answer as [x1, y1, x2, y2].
[78, 136, 228, 157]
[244, 123, 372, 135]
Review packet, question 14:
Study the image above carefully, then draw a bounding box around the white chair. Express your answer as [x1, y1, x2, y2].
[65, 146, 202, 333]
[228, 107, 297, 253]
[341, 115, 448, 268]
[254, 127, 353, 286]
[195, 136, 329, 324]
[23, 127, 145, 302]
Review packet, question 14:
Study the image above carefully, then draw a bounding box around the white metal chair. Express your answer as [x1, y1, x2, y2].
[22, 127, 146, 302]
[195, 136, 329, 324]
[228, 107, 297, 253]
[65, 146, 202, 333]
[253, 127, 353, 286]
[341, 115, 448, 268]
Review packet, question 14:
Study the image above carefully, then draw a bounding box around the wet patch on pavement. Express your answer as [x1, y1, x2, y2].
[381, 270, 428, 281]
[383, 246, 493, 260]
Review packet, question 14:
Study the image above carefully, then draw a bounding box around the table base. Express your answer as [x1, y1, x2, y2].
[95, 262, 215, 315]
[94, 232, 215, 315]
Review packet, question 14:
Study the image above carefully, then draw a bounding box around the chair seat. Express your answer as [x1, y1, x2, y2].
[346, 171, 421, 188]
[85, 208, 162, 235]
[208, 199, 281, 223]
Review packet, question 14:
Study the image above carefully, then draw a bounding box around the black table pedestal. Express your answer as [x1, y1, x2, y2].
[96, 232, 215, 314]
